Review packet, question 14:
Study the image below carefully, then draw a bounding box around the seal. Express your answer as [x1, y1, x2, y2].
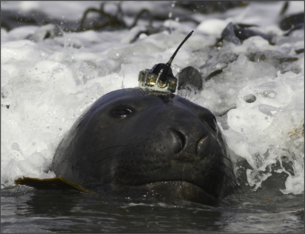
[15, 31, 238, 206]
[50, 88, 237, 206]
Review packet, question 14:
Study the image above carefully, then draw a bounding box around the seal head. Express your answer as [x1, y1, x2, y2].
[52, 88, 237, 206]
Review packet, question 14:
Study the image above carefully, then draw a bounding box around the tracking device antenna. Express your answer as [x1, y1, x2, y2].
[138, 30, 194, 93]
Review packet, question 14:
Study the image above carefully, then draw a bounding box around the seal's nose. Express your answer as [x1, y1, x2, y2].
[152, 101, 214, 158]
[166, 113, 211, 159]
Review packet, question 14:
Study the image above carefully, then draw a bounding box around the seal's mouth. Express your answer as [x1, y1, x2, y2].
[115, 180, 218, 206]
[14, 177, 219, 206]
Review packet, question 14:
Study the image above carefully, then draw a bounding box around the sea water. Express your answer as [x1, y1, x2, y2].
[1, 1, 304, 233]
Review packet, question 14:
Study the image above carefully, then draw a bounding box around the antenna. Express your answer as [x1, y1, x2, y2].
[138, 30, 194, 93]
[158, 30, 194, 82]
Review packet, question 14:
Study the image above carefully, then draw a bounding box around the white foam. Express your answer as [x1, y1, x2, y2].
[196, 19, 229, 35]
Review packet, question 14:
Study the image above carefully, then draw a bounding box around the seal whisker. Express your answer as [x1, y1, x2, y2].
[221, 166, 242, 201]
[96, 144, 128, 155]
[223, 178, 242, 201]
[220, 153, 234, 163]
[98, 164, 122, 183]
[94, 152, 123, 163]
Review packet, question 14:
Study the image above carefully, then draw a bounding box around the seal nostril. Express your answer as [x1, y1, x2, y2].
[197, 136, 209, 156]
[170, 129, 186, 154]
[198, 136, 208, 146]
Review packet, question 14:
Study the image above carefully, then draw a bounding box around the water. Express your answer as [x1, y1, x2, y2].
[1, 186, 303, 233]
[1, 1, 304, 233]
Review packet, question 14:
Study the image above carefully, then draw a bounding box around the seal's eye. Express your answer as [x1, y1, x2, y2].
[112, 108, 133, 119]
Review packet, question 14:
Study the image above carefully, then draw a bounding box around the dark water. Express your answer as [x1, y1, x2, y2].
[1, 184, 304, 233]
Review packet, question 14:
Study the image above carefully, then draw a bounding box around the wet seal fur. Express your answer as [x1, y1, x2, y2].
[51, 88, 238, 206]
